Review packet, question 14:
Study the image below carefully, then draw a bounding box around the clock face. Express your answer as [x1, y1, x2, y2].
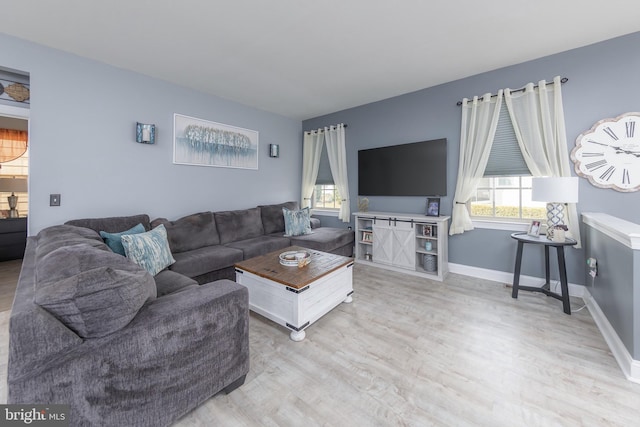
[571, 112, 640, 192]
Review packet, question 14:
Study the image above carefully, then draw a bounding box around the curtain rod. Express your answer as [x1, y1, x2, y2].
[456, 77, 568, 106]
[304, 124, 347, 135]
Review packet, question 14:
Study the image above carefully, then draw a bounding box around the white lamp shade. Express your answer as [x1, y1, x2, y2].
[0, 177, 28, 193]
[531, 177, 579, 203]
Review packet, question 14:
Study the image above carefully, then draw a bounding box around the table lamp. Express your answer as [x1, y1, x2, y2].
[531, 177, 579, 239]
[0, 177, 28, 218]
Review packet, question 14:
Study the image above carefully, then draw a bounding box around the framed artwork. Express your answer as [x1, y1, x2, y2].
[426, 197, 440, 217]
[173, 113, 259, 169]
[527, 220, 541, 237]
[423, 225, 432, 236]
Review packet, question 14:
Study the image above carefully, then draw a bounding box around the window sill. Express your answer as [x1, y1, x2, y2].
[471, 218, 530, 232]
[311, 209, 339, 217]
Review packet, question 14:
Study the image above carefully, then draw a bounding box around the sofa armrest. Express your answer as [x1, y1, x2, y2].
[310, 217, 321, 229]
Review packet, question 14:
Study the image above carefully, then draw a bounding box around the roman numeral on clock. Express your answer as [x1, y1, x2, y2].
[623, 168, 631, 185]
[599, 166, 615, 181]
[626, 121, 636, 138]
[586, 159, 607, 171]
[604, 126, 619, 141]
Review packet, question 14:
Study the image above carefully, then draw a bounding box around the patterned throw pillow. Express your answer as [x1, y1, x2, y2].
[99, 223, 146, 256]
[121, 224, 176, 276]
[282, 207, 313, 237]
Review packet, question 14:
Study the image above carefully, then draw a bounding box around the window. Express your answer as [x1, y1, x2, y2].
[470, 176, 545, 220]
[0, 147, 29, 217]
[469, 105, 545, 221]
[312, 141, 340, 211]
[313, 184, 342, 210]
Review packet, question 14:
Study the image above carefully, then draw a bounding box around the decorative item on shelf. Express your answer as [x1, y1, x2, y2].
[425, 241, 432, 251]
[426, 197, 440, 217]
[531, 177, 579, 240]
[358, 197, 369, 212]
[364, 252, 372, 261]
[362, 231, 373, 242]
[0, 177, 28, 218]
[527, 220, 541, 237]
[551, 224, 568, 242]
[423, 254, 437, 272]
[269, 144, 279, 158]
[136, 123, 156, 144]
[423, 225, 432, 236]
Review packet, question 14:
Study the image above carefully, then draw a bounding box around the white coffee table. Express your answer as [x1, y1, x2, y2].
[234, 246, 354, 341]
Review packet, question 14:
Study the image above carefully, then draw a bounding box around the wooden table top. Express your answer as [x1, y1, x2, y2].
[234, 246, 353, 289]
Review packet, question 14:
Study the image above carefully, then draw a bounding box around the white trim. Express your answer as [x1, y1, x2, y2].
[471, 219, 529, 232]
[311, 208, 339, 218]
[449, 262, 585, 298]
[582, 212, 640, 250]
[583, 288, 640, 383]
[0, 104, 30, 119]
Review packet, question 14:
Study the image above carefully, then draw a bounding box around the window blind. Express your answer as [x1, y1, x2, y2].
[484, 105, 530, 177]
[315, 144, 334, 185]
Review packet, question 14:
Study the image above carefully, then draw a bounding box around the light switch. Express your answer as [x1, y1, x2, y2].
[50, 194, 61, 207]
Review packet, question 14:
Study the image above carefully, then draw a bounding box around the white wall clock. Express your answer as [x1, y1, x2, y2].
[571, 112, 640, 192]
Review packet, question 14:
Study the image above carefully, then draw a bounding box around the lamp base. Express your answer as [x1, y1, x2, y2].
[546, 202, 566, 239]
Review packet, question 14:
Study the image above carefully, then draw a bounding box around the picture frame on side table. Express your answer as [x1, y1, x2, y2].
[527, 220, 541, 237]
[426, 197, 440, 217]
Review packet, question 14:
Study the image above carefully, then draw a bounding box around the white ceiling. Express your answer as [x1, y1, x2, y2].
[3, 1, 640, 120]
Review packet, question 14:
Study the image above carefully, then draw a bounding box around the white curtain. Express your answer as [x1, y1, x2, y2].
[301, 130, 324, 209]
[504, 76, 581, 247]
[449, 92, 503, 235]
[324, 124, 351, 222]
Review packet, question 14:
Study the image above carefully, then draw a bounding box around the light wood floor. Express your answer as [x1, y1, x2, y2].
[1, 261, 640, 426]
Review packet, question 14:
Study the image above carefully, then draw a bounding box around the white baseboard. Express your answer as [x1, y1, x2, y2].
[448, 262, 586, 298]
[449, 262, 640, 383]
[582, 289, 640, 384]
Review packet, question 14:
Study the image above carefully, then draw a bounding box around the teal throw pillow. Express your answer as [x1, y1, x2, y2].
[121, 224, 176, 276]
[282, 207, 313, 237]
[99, 223, 146, 256]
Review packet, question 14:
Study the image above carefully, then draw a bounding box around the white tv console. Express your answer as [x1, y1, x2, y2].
[353, 211, 450, 281]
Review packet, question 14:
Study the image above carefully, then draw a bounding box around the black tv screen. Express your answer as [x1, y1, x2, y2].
[358, 138, 447, 197]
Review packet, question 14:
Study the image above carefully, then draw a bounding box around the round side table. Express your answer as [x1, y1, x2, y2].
[510, 232, 577, 315]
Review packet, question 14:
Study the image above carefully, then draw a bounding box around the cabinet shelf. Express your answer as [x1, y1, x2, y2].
[353, 211, 449, 282]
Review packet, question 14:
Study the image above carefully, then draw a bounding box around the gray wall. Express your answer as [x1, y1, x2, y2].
[304, 31, 640, 286]
[584, 224, 638, 358]
[0, 33, 302, 234]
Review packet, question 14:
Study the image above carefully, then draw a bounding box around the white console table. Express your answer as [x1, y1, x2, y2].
[353, 211, 449, 281]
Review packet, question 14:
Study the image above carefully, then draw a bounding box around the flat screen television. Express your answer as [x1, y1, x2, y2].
[358, 138, 447, 197]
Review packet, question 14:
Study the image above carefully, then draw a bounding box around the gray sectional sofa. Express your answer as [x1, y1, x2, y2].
[8, 201, 354, 426]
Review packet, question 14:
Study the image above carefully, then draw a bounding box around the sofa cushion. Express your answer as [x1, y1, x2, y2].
[121, 224, 176, 276]
[99, 223, 146, 256]
[153, 270, 199, 296]
[154, 211, 220, 253]
[170, 245, 244, 278]
[35, 244, 157, 339]
[283, 207, 312, 236]
[225, 235, 291, 260]
[259, 201, 299, 234]
[36, 225, 107, 261]
[65, 214, 151, 233]
[215, 208, 265, 244]
[289, 227, 355, 253]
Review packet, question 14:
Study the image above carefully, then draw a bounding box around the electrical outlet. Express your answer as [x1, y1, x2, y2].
[50, 194, 61, 207]
[587, 257, 597, 277]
